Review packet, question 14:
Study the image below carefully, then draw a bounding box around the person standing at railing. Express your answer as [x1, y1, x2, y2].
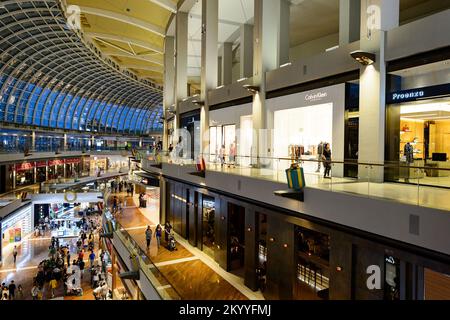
[322, 143, 332, 179]
[228, 142, 237, 168]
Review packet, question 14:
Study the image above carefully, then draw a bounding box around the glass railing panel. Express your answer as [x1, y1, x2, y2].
[142, 153, 450, 211]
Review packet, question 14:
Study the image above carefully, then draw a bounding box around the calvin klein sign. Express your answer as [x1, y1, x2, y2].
[305, 91, 328, 102]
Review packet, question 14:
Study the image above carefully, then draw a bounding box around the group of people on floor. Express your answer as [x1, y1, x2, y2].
[1, 281, 23, 300]
[110, 179, 134, 196]
[145, 222, 176, 252]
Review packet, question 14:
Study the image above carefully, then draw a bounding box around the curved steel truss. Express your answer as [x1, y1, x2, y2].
[0, 0, 164, 135]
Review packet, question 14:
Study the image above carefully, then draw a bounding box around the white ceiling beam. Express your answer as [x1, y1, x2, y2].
[85, 31, 164, 54]
[148, 0, 177, 13]
[78, 6, 165, 37]
[122, 64, 164, 73]
[102, 50, 164, 66]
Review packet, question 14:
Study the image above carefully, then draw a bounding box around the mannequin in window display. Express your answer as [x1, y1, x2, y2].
[316, 142, 324, 173]
[228, 142, 236, 168]
[404, 142, 414, 183]
[219, 145, 226, 167]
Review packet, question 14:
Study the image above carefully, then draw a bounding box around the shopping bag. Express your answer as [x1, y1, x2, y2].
[196, 156, 206, 172]
[285, 166, 306, 190]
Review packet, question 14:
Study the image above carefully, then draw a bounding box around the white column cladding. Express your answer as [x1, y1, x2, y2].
[217, 56, 223, 86]
[163, 36, 175, 151]
[200, 0, 218, 157]
[252, 0, 290, 166]
[63, 133, 67, 151]
[31, 131, 36, 151]
[339, 0, 361, 46]
[220, 42, 233, 86]
[240, 24, 253, 79]
[358, 0, 399, 182]
[175, 12, 189, 131]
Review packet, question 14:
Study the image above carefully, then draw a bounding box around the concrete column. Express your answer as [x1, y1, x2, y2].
[358, 0, 399, 182]
[217, 56, 223, 86]
[163, 37, 174, 152]
[220, 42, 233, 86]
[63, 133, 67, 151]
[240, 24, 253, 79]
[200, 0, 219, 157]
[31, 131, 36, 151]
[175, 12, 189, 131]
[91, 136, 95, 150]
[339, 0, 361, 46]
[252, 0, 290, 166]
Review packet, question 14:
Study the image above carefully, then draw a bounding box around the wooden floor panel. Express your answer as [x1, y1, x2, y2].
[112, 189, 249, 300]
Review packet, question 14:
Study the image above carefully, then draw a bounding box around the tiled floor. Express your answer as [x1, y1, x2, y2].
[114, 190, 262, 300]
[0, 229, 101, 300]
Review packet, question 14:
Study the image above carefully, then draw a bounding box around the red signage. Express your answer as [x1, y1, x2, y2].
[36, 161, 47, 168]
[64, 158, 81, 164]
[48, 159, 64, 166]
[15, 162, 35, 172]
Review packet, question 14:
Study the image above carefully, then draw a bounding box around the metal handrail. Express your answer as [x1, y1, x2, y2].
[157, 152, 450, 172]
[102, 189, 182, 300]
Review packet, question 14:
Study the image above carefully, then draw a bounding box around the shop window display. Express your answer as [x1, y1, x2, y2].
[295, 226, 330, 300]
[274, 103, 333, 174]
[209, 125, 236, 164]
[228, 203, 245, 273]
[201, 196, 216, 258]
[256, 213, 268, 292]
[1, 206, 32, 255]
[384, 256, 400, 300]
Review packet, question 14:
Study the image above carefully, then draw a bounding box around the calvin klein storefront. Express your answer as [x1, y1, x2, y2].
[266, 83, 360, 178]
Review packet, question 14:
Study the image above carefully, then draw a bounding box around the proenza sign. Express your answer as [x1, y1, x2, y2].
[387, 83, 450, 104]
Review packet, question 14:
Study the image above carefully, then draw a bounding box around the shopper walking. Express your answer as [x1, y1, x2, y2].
[145, 226, 153, 250]
[8, 280, 16, 300]
[12, 246, 18, 264]
[89, 251, 96, 269]
[49, 277, 57, 298]
[16, 284, 23, 300]
[164, 221, 172, 243]
[31, 284, 39, 300]
[155, 224, 162, 249]
[322, 143, 332, 179]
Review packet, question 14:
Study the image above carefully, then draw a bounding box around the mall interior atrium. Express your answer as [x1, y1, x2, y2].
[0, 0, 450, 302]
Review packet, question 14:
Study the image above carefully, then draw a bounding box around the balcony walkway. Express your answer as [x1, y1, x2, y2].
[204, 163, 450, 212]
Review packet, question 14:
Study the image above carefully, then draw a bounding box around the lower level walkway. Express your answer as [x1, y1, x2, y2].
[113, 191, 263, 300]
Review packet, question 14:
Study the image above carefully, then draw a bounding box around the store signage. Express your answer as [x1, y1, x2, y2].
[15, 162, 35, 171]
[305, 91, 328, 102]
[387, 83, 450, 104]
[48, 159, 64, 166]
[36, 161, 47, 168]
[64, 158, 81, 164]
